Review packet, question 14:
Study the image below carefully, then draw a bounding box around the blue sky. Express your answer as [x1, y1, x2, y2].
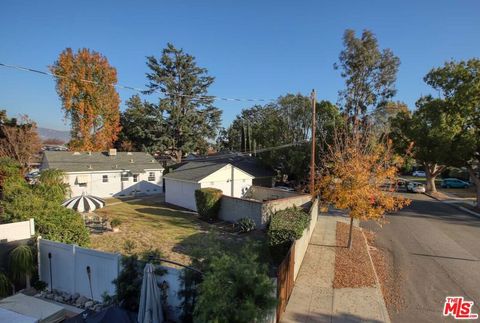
[1, 0, 479, 130]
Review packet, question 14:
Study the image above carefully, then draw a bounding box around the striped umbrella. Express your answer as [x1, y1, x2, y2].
[62, 195, 106, 213]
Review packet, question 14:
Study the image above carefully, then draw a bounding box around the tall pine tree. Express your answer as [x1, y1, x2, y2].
[144, 43, 221, 162]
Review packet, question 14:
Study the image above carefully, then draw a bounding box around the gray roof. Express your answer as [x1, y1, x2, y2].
[42, 151, 163, 173]
[164, 162, 232, 182]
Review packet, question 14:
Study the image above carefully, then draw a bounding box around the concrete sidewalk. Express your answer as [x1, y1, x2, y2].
[281, 216, 390, 323]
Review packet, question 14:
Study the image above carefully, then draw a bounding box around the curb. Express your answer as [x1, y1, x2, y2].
[362, 230, 391, 323]
[424, 193, 480, 219]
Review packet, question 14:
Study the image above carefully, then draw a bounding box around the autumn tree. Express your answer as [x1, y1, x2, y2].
[0, 111, 41, 171]
[143, 43, 221, 162]
[335, 29, 400, 118]
[317, 127, 409, 248]
[50, 48, 121, 151]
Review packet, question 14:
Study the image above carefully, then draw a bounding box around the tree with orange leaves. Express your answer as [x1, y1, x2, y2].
[50, 48, 121, 151]
[317, 125, 410, 248]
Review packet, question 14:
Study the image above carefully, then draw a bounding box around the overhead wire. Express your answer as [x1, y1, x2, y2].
[0, 62, 276, 102]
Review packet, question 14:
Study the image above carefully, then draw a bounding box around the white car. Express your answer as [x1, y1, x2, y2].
[412, 171, 426, 177]
[274, 186, 295, 192]
[407, 182, 426, 193]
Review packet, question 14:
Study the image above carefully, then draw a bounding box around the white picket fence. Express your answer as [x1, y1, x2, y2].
[0, 219, 35, 242]
[38, 238, 120, 301]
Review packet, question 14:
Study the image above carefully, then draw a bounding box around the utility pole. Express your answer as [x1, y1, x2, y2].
[310, 89, 316, 196]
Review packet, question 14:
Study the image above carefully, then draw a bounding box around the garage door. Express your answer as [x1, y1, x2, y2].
[165, 179, 200, 211]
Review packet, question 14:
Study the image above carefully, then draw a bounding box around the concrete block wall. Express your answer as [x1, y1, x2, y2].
[218, 196, 264, 227]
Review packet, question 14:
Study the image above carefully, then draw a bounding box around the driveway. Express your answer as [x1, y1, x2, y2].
[363, 193, 480, 322]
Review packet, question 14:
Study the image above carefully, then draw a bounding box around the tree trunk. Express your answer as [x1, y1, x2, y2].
[425, 175, 437, 193]
[174, 150, 182, 163]
[347, 217, 354, 249]
[467, 165, 480, 210]
[25, 274, 31, 289]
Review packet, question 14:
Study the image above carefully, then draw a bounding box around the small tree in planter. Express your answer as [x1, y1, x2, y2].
[194, 188, 222, 221]
[0, 271, 12, 297]
[9, 245, 34, 289]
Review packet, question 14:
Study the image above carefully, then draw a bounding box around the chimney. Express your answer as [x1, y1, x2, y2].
[109, 148, 117, 156]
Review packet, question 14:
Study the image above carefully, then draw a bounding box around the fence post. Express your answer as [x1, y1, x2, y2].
[29, 218, 35, 236]
[37, 236, 42, 283]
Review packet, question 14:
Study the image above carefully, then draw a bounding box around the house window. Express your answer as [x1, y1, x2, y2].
[102, 175, 108, 183]
[133, 174, 139, 183]
[148, 172, 155, 181]
[121, 173, 129, 181]
[78, 183, 87, 187]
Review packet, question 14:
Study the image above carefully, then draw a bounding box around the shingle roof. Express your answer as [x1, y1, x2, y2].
[163, 162, 229, 182]
[191, 152, 275, 178]
[42, 151, 163, 173]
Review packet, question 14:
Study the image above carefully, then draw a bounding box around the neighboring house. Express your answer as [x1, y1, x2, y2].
[164, 162, 254, 211]
[41, 149, 164, 198]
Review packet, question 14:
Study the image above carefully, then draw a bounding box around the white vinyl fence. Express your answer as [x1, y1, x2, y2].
[0, 219, 35, 242]
[38, 238, 120, 301]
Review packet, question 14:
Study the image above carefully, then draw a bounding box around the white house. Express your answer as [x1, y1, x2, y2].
[41, 149, 164, 198]
[164, 162, 254, 211]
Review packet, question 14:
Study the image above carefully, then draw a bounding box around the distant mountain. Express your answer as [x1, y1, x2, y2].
[37, 127, 70, 143]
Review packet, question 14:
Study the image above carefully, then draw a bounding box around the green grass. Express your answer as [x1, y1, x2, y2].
[90, 196, 268, 265]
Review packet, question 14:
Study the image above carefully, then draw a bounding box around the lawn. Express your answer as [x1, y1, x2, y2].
[90, 195, 267, 266]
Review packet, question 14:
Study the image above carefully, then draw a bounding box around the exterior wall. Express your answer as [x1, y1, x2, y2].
[38, 239, 120, 301]
[164, 178, 201, 211]
[218, 186, 312, 229]
[219, 196, 264, 227]
[293, 198, 318, 280]
[65, 169, 163, 198]
[0, 219, 35, 242]
[200, 164, 253, 197]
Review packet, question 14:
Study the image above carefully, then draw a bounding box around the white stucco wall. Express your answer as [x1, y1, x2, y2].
[164, 178, 200, 211]
[164, 164, 253, 212]
[65, 169, 163, 198]
[200, 164, 253, 197]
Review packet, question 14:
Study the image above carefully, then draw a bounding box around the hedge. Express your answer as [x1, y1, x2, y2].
[267, 207, 310, 262]
[194, 188, 223, 220]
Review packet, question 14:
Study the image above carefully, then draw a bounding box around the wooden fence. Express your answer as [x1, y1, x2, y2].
[276, 241, 295, 322]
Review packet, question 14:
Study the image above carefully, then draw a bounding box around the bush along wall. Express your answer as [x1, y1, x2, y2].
[194, 188, 223, 221]
[267, 207, 310, 263]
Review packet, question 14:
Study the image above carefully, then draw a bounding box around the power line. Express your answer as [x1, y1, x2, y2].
[0, 62, 275, 103]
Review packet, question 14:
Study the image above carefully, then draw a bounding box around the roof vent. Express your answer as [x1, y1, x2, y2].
[115, 164, 118, 169]
[151, 159, 155, 163]
[87, 151, 92, 156]
[127, 152, 133, 155]
[73, 152, 81, 155]
[87, 164, 92, 169]
[109, 148, 117, 156]
[130, 159, 134, 163]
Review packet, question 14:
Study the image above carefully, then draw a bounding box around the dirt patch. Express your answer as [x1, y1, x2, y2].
[333, 222, 376, 288]
[364, 230, 405, 313]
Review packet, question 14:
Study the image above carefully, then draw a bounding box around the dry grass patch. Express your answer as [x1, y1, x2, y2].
[333, 222, 376, 288]
[91, 198, 218, 264]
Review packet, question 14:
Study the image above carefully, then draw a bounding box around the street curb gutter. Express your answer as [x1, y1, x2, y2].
[362, 230, 391, 323]
[424, 193, 480, 219]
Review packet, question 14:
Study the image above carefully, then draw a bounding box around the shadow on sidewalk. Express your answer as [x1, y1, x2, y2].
[288, 312, 383, 323]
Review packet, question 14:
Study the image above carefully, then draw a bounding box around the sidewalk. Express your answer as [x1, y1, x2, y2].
[281, 216, 390, 323]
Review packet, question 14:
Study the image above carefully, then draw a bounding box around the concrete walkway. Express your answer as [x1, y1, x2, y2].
[281, 216, 390, 323]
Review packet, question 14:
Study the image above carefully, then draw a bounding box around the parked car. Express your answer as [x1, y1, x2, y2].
[441, 178, 470, 189]
[407, 182, 426, 193]
[412, 170, 426, 177]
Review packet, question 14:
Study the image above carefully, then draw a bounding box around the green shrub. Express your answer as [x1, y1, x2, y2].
[110, 218, 122, 228]
[267, 207, 310, 262]
[0, 272, 11, 298]
[9, 245, 34, 287]
[236, 217, 256, 233]
[194, 188, 223, 220]
[32, 280, 48, 292]
[193, 244, 276, 323]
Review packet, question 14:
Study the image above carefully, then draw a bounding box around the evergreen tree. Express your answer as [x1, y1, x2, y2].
[144, 43, 221, 161]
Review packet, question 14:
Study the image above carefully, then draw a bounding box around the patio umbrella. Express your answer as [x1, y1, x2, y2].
[138, 263, 164, 323]
[62, 194, 106, 213]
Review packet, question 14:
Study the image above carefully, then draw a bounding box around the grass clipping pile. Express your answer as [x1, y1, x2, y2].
[333, 222, 376, 288]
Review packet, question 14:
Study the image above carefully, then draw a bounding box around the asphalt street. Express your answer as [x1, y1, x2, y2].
[363, 193, 480, 323]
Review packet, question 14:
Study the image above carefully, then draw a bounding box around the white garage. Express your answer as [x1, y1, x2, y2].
[164, 162, 254, 211]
